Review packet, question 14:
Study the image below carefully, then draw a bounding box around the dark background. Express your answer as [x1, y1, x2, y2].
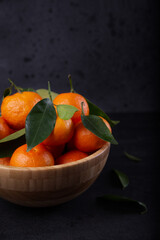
[0, 0, 159, 240]
[0, 0, 159, 112]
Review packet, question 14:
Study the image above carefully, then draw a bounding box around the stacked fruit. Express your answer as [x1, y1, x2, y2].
[0, 78, 117, 167]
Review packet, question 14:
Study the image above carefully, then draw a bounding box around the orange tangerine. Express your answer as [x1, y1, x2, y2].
[43, 116, 74, 146]
[73, 117, 111, 153]
[56, 150, 88, 165]
[10, 144, 54, 167]
[1, 91, 42, 130]
[0, 157, 10, 166]
[53, 92, 89, 124]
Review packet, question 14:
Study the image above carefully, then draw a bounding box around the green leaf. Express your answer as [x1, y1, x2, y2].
[113, 169, 129, 189]
[0, 129, 26, 157]
[36, 89, 58, 100]
[111, 120, 120, 125]
[3, 87, 12, 99]
[97, 194, 147, 214]
[57, 104, 78, 120]
[25, 98, 56, 151]
[124, 151, 142, 162]
[81, 115, 118, 145]
[86, 98, 120, 127]
[0, 128, 25, 143]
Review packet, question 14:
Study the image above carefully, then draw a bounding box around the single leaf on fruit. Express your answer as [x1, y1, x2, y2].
[0, 128, 25, 143]
[57, 104, 78, 120]
[86, 98, 120, 127]
[26, 98, 56, 151]
[36, 89, 58, 100]
[97, 194, 147, 214]
[113, 169, 129, 189]
[0, 130, 26, 157]
[3, 87, 12, 99]
[81, 114, 118, 145]
[124, 151, 142, 162]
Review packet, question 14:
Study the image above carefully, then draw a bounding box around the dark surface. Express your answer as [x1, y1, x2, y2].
[0, 113, 159, 240]
[0, 1, 159, 238]
[0, 0, 159, 112]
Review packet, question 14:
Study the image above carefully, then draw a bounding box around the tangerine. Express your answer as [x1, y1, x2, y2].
[67, 122, 80, 151]
[1, 91, 42, 130]
[10, 144, 54, 167]
[45, 144, 65, 159]
[56, 150, 88, 165]
[0, 116, 13, 140]
[43, 116, 74, 146]
[73, 117, 111, 153]
[53, 92, 89, 124]
[0, 157, 10, 165]
[67, 135, 76, 151]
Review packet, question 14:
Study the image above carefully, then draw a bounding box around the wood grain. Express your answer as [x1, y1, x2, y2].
[0, 143, 110, 207]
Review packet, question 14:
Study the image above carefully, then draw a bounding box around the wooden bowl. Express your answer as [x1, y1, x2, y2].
[0, 143, 110, 207]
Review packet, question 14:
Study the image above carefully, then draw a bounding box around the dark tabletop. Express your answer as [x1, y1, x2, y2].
[0, 112, 159, 240]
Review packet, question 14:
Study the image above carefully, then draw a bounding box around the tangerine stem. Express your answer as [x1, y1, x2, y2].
[8, 79, 22, 93]
[68, 74, 74, 93]
[48, 81, 53, 102]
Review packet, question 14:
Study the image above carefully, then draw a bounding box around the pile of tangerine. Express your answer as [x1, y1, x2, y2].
[0, 88, 111, 167]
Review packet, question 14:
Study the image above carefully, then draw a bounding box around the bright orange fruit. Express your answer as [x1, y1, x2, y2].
[0, 116, 13, 140]
[1, 91, 42, 130]
[10, 144, 54, 167]
[0, 157, 10, 166]
[53, 92, 89, 124]
[56, 150, 88, 165]
[43, 116, 74, 146]
[73, 117, 111, 153]
[45, 144, 65, 159]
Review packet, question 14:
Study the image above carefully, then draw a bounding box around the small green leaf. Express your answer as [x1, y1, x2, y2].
[0, 128, 25, 143]
[3, 87, 12, 99]
[97, 194, 147, 214]
[25, 98, 56, 151]
[81, 115, 118, 145]
[113, 169, 129, 189]
[86, 98, 120, 127]
[124, 151, 142, 162]
[57, 104, 78, 120]
[0, 129, 26, 157]
[36, 89, 58, 100]
[111, 120, 120, 125]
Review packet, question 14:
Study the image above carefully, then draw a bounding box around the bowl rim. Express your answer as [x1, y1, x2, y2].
[0, 143, 110, 172]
